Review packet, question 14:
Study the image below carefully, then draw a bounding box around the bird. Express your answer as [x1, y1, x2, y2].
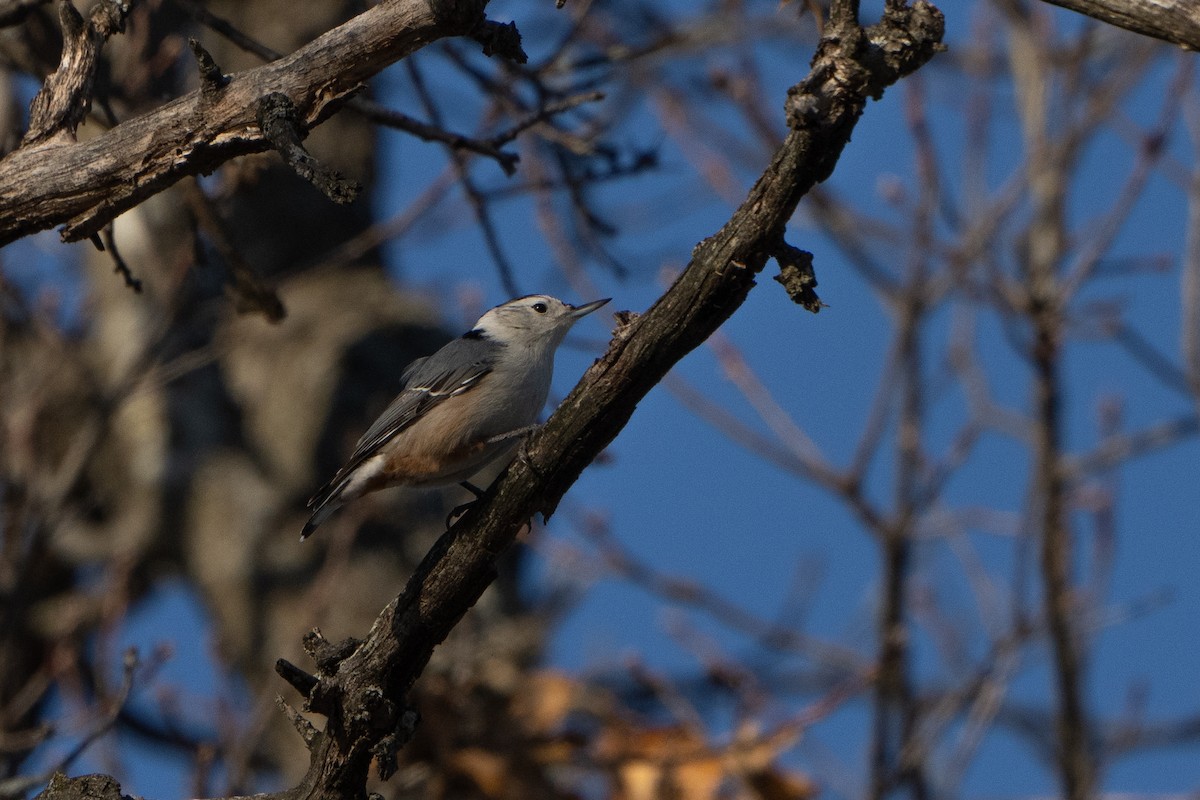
[301, 294, 610, 539]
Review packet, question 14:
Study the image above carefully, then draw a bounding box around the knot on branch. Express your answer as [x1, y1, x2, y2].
[372, 708, 420, 781]
[34, 772, 132, 800]
[772, 242, 824, 313]
[471, 18, 528, 63]
[612, 309, 641, 341]
[785, 45, 870, 131]
[303, 628, 362, 674]
[256, 92, 362, 204]
[785, 63, 840, 130]
[188, 38, 228, 98]
[785, 0, 944, 129]
[93, 0, 130, 37]
[864, 0, 947, 87]
[351, 686, 396, 732]
[288, 630, 364, 719]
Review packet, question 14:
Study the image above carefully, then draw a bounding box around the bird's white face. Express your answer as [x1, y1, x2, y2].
[473, 295, 609, 346]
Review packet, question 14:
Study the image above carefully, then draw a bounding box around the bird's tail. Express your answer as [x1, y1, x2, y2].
[300, 455, 384, 540]
[301, 497, 343, 540]
[300, 476, 346, 540]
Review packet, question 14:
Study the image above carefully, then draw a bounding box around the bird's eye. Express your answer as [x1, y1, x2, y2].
[532, 302, 548, 313]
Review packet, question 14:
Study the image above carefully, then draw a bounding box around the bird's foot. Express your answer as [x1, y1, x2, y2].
[445, 501, 473, 529]
[446, 481, 485, 528]
[517, 438, 544, 479]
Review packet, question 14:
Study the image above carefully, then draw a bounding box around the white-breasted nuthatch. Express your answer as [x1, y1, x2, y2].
[301, 294, 610, 539]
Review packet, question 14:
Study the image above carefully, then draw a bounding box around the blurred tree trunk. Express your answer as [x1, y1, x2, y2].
[1, 2, 546, 792]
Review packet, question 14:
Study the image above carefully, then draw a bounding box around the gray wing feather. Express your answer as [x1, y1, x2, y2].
[351, 338, 501, 460]
[350, 365, 487, 459]
[308, 338, 503, 508]
[303, 336, 503, 536]
[399, 355, 430, 385]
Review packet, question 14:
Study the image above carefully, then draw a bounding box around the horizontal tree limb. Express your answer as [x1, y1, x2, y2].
[0, 0, 499, 247]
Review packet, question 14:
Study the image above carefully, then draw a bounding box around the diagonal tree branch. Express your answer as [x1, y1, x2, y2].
[1039, 0, 1200, 52]
[0, 0, 516, 248]
[277, 3, 946, 799]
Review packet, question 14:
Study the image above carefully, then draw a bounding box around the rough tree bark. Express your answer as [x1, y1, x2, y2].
[1039, 0, 1200, 52]
[9, 0, 1199, 796]
[0, 0, 523, 245]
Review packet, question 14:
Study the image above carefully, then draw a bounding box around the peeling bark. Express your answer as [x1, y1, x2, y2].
[0, 0, 498, 247]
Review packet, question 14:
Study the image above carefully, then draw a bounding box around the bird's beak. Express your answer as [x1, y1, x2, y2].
[567, 298, 611, 318]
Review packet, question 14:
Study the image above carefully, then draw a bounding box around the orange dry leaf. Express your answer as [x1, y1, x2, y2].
[450, 747, 508, 798]
[510, 670, 580, 734]
[745, 766, 818, 800]
[618, 760, 663, 800]
[674, 755, 725, 800]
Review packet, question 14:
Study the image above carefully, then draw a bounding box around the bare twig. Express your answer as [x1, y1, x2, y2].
[580, 513, 863, 670]
[256, 93, 360, 204]
[0, 650, 138, 799]
[175, 0, 595, 176]
[90, 226, 143, 293]
[406, 57, 520, 296]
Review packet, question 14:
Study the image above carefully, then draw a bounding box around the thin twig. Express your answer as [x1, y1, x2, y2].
[0, 650, 139, 798]
[406, 57, 521, 297]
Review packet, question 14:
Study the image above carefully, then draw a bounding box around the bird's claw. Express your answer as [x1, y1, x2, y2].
[446, 481, 486, 528]
[445, 499, 476, 529]
[517, 439, 543, 479]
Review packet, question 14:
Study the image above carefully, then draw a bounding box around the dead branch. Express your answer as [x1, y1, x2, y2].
[1040, 0, 1200, 52]
[0, 0, 515, 247]
[21, 0, 131, 147]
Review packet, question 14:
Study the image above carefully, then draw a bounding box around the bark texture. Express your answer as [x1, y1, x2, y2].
[1041, 0, 1200, 51]
[0, 0, 506, 245]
